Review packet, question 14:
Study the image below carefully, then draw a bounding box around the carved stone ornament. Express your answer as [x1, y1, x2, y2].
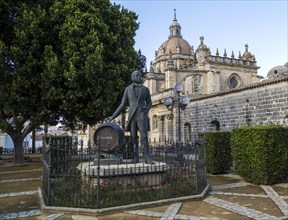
[158, 115, 165, 121]
[166, 114, 174, 120]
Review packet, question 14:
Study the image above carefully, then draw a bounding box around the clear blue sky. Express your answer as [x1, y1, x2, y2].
[111, 0, 287, 77]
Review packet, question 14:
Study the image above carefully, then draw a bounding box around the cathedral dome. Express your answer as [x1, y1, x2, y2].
[156, 36, 192, 58]
[267, 64, 288, 79]
[155, 9, 192, 59]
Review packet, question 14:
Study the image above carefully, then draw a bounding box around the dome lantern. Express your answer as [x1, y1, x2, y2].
[169, 9, 182, 38]
[155, 10, 192, 60]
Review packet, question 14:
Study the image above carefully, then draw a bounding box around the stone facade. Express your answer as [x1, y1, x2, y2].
[147, 77, 288, 142]
[142, 12, 288, 142]
[150, 77, 288, 141]
[87, 11, 288, 147]
[183, 78, 288, 138]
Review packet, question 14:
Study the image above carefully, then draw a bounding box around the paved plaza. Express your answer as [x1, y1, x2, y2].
[0, 156, 287, 220]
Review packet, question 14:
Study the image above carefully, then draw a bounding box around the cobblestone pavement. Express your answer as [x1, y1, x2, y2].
[0, 161, 287, 220]
[126, 181, 288, 220]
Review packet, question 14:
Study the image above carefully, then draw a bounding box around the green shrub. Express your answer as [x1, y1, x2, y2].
[199, 131, 232, 174]
[231, 125, 288, 185]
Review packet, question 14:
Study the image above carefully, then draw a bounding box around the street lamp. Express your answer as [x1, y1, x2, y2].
[163, 83, 190, 144]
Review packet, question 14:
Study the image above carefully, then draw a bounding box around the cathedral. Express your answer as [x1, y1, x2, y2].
[67, 11, 288, 149]
[77, 11, 288, 149]
[142, 11, 288, 143]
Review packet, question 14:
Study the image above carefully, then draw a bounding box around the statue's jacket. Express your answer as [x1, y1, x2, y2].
[111, 84, 152, 132]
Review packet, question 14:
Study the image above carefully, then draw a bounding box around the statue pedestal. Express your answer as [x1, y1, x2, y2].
[93, 152, 123, 165]
[77, 161, 168, 187]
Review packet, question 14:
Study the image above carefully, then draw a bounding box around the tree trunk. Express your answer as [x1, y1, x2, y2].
[13, 136, 24, 162]
[32, 129, 36, 154]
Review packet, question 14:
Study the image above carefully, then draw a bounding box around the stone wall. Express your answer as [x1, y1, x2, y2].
[183, 77, 288, 135]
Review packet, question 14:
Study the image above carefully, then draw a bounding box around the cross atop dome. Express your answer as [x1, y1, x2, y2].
[173, 9, 177, 21]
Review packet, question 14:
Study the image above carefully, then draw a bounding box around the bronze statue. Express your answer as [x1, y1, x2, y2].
[108, 70, 154, 164]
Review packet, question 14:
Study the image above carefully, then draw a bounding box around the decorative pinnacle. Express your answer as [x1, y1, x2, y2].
[245, 44, 249, 51]
[238, 51, 242, 59]
[174, 9, 177, 21]
[223, 49, 227, 57]
[200, 36, 204, 44]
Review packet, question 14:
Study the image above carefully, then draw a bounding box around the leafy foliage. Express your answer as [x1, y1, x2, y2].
[199, 131, 232, 174]
[231, 125, 288, 185]
[0, 0, 140, 161]
[135, 49, 147, 76]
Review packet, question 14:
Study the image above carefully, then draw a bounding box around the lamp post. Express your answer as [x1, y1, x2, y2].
[163, 83, 190, 144]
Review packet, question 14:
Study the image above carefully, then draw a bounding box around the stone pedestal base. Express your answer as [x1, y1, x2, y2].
[77, 161, 168, 187]
[93, 152, 123, 165]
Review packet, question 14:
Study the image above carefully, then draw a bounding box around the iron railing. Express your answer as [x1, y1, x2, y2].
[0, 147, 43, 155]
[42, 136, 206, 209]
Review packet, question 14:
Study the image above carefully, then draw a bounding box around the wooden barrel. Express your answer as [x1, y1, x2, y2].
[93, 123, 125, 152]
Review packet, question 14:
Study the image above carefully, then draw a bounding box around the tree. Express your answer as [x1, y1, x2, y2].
[0, 0, 139, 161]
[135, 49, 147, 76]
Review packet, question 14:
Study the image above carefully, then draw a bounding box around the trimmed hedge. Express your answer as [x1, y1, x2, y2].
[199, 131, 232, 174]
[231, 125, 288, 185]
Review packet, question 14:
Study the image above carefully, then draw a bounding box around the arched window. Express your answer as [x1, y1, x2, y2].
[228, 73, 242, 89]
[230, 77, 238, 88]
[210, 120, 220, 131]
[192, 75, 201, 93]
[152, 115, 158, 130]
[283, 115, 288, 126]
[184, 123, 192, 141]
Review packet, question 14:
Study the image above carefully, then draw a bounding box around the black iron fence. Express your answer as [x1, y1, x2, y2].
[42, 136, 206, 209]
[0, 147, 43, 155]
